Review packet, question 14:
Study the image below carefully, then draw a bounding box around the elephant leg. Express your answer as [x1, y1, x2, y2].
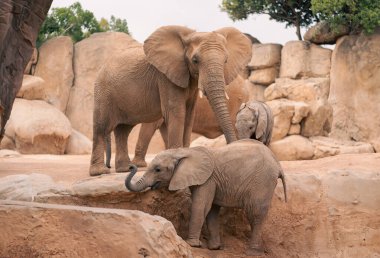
[245, 205, 269, 256]
[183, 90, 198, 147]
[90, 125, 111, 176]
[187, 181, 216, 247]
[206, 204, 221, 250]
[132, 121, 162, 167]
[114, 124, 134, 173]
[158, 121, 168, 148]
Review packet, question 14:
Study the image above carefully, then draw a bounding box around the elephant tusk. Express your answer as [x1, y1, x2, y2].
[199, 90, 204, 99]
[225, 91, 230, 100]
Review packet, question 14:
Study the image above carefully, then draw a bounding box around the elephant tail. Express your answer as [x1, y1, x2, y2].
[105, 134, 111, 168]
[279, 169, 287, 202]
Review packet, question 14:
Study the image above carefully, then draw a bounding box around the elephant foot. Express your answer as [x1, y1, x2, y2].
[207, 239, 222, 250]
[89, 165, 110, 177]
[186, 238, 202, 248]
[116, 160, 132, 173]
[116, 166, 132, 173]
[246, 247, 265, 257]
[131, 157, 147, 167]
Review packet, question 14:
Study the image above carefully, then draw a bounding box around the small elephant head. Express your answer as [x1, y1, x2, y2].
[125, 147, 214, 192]
[235, 101, 273, 145]
[144, 26, 252, 143]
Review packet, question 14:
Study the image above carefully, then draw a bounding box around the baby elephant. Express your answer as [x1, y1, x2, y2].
[125, 139, 287, 256]
[235, 100, 273, 145]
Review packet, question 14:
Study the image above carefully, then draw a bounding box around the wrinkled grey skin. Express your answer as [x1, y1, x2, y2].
[235, 100, 273, 146]
[125, 139, 287, 256]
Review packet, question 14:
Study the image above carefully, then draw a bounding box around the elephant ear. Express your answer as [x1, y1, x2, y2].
[215, 27, 252, 85]
[262, 103, 274, 145]
[248, 102, 267, 140]
[144, 26, 195, 88]
[169, 147, 214, 191]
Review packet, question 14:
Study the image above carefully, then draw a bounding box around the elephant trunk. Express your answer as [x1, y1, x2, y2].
[200, 62, 237, 143]
[125, 165, 147, 192]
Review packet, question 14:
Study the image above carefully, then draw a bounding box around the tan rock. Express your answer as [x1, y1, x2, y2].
[5, 99, 72, 154]
[0, 134, 15, 150]
[311, 136, 375, 159]
[0, 149, 20, 158]
[245, 81, 266, 101]
[280, 41, 332, 78]
[269, 135, 314, 160]
[329, 31, 380, 152]
[34, 36, 74, 112]
[249, 67, 278, 86]
[288, 124, 301, 135]
[0, 200, 193, 258]
[267, 99, 309, 141]
[65, 32, 140, 139]
[265, 77, 330, 102]
[292, 101, 310, 124]
[301, 100, 333, 137]
[65, 129, 92, 155]
[16, 75, 45, 100]
[190, 135, 226, 148]
[248, 43, 282, 69]
[23, 48, 38, 75]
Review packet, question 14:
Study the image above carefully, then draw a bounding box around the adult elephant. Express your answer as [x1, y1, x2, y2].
[128, 75, 248, 167]
[90, 25, 252, 176]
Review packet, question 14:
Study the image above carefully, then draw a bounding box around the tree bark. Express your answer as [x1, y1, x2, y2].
[0, 0, 52, 142]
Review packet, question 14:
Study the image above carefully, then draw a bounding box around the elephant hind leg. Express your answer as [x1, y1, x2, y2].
[245, 204, 269, 256]
[206, 204, 221, 250]
[90, 124, 113, 176]
[114, 124, 134, 172]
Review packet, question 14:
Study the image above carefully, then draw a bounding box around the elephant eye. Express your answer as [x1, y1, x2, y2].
[154, 167, 161, 173]
[192, 56, 199, 64]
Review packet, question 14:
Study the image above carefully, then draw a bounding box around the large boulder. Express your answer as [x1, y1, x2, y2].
[245, 81, 266, 102]
[65, 32, 140, 139]
[265, 78, 330, 102]
[16, 75, 46, 100]
[65, 129, 92, 155]
[304, 21, 350, 45]
[34, 36, 74, 112]
[248, 67, 278, 86]
[269, 135, 314, 160]
[301, 100, 333, 137]
[280, 41, 332, 79]
[5, 99, 72, 154]
[329, 30, 380, 152]
[248, 43, 282, 69]
[0, 201, 193, 258]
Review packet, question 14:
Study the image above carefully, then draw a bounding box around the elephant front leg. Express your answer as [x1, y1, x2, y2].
[114, 124, 134, 172]
[206, 204, 221, 250]
[187, 182, 216, 247]
[183, 89, 198, 147]
[90, 128, 110, 176]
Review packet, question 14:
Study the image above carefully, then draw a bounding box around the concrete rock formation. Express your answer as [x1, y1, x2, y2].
[304, 21, 350, 45]
[329, 30, 380, 152]
[16, 75, 46, 100]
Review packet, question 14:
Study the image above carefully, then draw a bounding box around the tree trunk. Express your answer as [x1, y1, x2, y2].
[0, 0, 52, 142]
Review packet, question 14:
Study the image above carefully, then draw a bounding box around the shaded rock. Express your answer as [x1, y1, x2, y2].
[304, 21, 350, 45]
[301, 100, 332, 137]
[265, 78, 330, 102]
[5, 99, 72, 154]
[34, 36, 74, 112]
[23, 48, 38, 75]
[280, 41, 332, 78]
[249, 67, 278, 86]
[0, 174, 67, 201]
[0, 200, 193, 258]
[65, 129, 92, 155]
[16, 75, 45, 100]
[0, 134, 15, 150]
[267, 99, 309, 141]
[245, 81, 266, 102]
[329, 31, 380, 152]
[0, 0, 52, 142]
[248, 43, 282, 69]
[66, 32, 140, 139]
[311, 136, 375, 159]
[269, 135, 314, 160]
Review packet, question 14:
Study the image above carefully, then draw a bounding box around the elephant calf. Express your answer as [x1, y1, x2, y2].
[235, 100, 274, 145]
[125, 139, 287, 256]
